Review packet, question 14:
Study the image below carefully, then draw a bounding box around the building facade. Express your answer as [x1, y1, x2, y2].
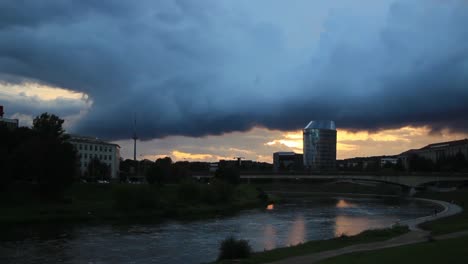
[68, 135, 120, 179]
[273, 152, 303, 173]
[303, 120, 337, 171]
[0, 106, 19, 130]
[399, 139, 468, 169]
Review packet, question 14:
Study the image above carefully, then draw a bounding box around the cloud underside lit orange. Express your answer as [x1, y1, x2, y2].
[267, 126, 468, 159]
[119, 126, 468, 163]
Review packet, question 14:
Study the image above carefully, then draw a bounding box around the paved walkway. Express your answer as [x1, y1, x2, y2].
[268, 198, 464, 264]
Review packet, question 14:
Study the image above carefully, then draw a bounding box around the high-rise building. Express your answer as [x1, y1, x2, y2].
[303, 120, 337, 171]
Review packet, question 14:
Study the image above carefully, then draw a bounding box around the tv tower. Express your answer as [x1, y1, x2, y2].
[132, 114, 138, 161]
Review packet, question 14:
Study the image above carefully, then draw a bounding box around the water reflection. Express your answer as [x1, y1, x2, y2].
[0, 198, 436, 264]
[334, 215, 371, 236]
[263, 224, 277, 250]
[287, 215, 306, 246]
[267, 204, 274, 210]
[335, 199, 357, 208]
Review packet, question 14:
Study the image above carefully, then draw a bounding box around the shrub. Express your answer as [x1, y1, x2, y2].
[218, 236, 252, 260]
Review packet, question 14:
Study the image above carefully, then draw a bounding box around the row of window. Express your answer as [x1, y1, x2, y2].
[80, 162, 111, 168]
[79, 153, 113, 161]
[76, 143, 113, 152]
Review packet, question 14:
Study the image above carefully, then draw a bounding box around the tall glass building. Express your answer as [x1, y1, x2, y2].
[303, 120, 337, 171]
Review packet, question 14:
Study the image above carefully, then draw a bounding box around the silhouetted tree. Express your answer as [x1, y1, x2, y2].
[145, 163, 164, 185]
[409, 154, 435, 172]
[155, 157, 172, 182]
[32, 112, 67, 141]
[86, 158, 110, 182]
[172, 161, 191, 181]
[1, 113, 76, 199]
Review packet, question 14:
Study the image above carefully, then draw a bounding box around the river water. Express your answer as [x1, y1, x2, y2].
[0, 197, 435, 264]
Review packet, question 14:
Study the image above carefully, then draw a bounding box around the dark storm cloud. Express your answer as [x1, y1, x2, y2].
[1, 0, 468, 139]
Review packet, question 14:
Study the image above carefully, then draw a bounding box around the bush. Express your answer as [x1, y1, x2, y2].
[218, 236, 252, 260]
[112, 185, 159, 211]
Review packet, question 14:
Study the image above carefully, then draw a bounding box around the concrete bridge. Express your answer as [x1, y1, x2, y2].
[194, 174, 468, 188]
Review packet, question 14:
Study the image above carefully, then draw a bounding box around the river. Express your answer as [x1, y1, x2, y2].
[0, 197, 436, 264]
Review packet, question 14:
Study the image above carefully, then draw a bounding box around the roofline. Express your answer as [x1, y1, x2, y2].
[68, 135, 120, 148]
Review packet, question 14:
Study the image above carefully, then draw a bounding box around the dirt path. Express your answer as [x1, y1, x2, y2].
[268, 198, 463, 264]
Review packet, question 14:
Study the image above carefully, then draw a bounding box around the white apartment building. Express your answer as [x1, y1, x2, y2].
[68, 135, 120, 179]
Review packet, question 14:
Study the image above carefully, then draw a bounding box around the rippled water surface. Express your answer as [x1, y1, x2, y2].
[0, 197, 435, 264]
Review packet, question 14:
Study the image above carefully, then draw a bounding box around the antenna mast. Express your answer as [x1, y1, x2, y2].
[132, 113, 138, 161]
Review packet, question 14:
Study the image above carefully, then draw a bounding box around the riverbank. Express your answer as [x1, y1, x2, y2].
[318, 231, 468, 264]
[0, 183, 270, 226]
[223, 189, 467, 264]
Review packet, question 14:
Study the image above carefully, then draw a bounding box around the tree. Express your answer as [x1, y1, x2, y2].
[172, 161, 191, 181]
[32, 112, 67, 141]
[1, 113, 76, 199]
[86, 158, 110, 182]
[155, 157, 172, 182]
[409, 154, 434, 172]
[30, 113, 76, 199]
[145, 163, 164, 185]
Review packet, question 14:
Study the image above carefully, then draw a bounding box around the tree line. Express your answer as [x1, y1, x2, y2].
[0, 113, 76, 199]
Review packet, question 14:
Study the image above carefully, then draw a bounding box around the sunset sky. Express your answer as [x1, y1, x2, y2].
[1, 0, 468, 162]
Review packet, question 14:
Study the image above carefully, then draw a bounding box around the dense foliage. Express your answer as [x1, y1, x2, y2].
[0, 113, 76, 199]
[218, 236, 252, 260]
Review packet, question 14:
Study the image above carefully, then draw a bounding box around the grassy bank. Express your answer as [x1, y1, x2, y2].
[416, 188, 468, 234]
[217, 226, 409, 264]
[0, 183, 269, 225]
[319, 234, 468, 264]
[217, 188, 468, 263]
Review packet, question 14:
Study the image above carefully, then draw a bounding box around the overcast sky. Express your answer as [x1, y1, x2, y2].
[1, 0, 468, 161]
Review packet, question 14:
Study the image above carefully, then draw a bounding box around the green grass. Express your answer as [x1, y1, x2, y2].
[416, 188, 468, 234]
[0, 183, 265, 225]
[219, 226, 409, 264]
[319, 234, 468, 264]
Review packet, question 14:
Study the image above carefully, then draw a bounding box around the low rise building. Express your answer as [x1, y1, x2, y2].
[68, 135, 120, 179]
[380, 157, 399, 167]
[273, 152, 304, 173]
[0, 106, 19, 130]
[399, 139, 468, 170]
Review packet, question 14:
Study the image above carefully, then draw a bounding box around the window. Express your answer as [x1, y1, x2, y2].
[100, 146, 102, 151]
[85, 153, 88, 159]
[79, 144, 82, 150]
[95, 145, 98, 151]
[85, 145, 88, 150]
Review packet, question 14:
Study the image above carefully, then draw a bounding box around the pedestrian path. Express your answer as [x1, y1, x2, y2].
[268, 199, 464, 264]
